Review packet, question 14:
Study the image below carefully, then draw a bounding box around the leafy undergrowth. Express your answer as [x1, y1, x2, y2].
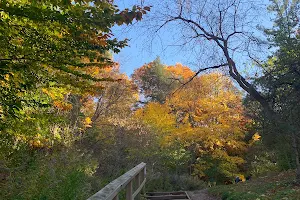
[146, 174, 206, 192]
[208, 170, 300, 200]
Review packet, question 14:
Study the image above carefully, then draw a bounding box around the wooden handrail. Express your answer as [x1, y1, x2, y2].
[87, 162, 146, 200]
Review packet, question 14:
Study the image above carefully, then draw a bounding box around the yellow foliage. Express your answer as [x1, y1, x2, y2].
[136, 72, 249, 180]
[252, 132, 261, 141]
[237, 174, 246, 182]
[4, 74, 10, 81]
[84, 117, 93, 127]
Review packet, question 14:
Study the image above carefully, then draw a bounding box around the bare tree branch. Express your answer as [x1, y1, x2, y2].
[172, 63, 229, 95]
[173, 15, 225, 42]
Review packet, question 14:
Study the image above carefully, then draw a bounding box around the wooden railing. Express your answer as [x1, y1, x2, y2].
[87, 162, 146, 200]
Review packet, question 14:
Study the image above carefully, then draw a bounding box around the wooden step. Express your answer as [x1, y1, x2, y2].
[146, 191, 187, 196]
[144, 191, 190, 200]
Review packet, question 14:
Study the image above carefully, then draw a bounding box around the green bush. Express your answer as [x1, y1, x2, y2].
[249, 151, 279, 177]
[0, 147, 97, 200]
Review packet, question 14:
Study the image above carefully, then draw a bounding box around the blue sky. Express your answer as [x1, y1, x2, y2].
[111, 0, 273, 77]
[111, 0, 210, 76]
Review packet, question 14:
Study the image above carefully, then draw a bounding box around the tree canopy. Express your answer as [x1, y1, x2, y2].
[0, 0, 149, 118]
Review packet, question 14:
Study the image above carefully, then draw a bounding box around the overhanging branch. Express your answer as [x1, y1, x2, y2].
[172, 63, 229, 95]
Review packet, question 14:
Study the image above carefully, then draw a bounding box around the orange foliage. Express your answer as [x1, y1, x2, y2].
[135, 70, 249, 180]
[166, 63, 195, 79]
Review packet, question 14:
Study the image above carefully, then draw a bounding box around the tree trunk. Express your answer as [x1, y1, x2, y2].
[227, 56, 300, 182]
[68, 94, 82, 128]
[292, 133, 300, 184]
[224, 52, 300, 183]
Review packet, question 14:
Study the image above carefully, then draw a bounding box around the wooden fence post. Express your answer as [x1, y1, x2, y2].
[142, 166, 146, 194]
[142, 165, 147, 194]
[126, 180, 133, 200]
[135, 172, 141, 200]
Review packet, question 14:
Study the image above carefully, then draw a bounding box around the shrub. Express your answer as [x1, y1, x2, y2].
[0, 147, 97, 200]
[146, 173, 206, 192]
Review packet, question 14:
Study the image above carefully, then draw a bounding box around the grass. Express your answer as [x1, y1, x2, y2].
[208, 170, 300, 200]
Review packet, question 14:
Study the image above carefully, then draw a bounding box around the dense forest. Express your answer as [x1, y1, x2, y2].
[0, 0, 300, 199]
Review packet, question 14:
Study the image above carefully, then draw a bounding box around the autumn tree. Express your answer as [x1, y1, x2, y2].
[132, 57, 180, 103]
[0, 0, 149, 119]
[135, 61, 249, 183]
[77, 65, 169, 179]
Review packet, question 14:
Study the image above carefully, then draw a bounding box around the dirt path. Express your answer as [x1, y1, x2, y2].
[187, 189, 221, 200]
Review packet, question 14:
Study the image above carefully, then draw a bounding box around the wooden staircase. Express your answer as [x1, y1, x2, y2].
[87, 163, 192, 200]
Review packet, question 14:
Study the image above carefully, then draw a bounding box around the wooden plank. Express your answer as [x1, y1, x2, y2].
[146, 192, 186, 196]
[134, 172, 141, 200]
[126, 181, 133, 200]
[132, 178, 146, 199]
[144, 194, 188, 200]
[87, 162, 146, 200]
[141, 167, 146, 194]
